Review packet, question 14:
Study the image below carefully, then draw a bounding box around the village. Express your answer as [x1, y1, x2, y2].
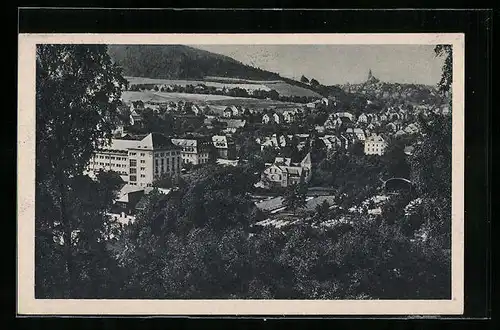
[83, 69, 450, 238]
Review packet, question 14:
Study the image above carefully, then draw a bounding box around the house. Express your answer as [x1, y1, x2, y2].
[323, 115, 343, 130]
[272, 112, 283, 124]
[345, 127, 366, 142]
[212, 135, 236, 159]
[229, 105, 240, 117]
[113, 184, 145, 213]
[386, 122, 397, 132]
[357, 113, 368, 124]
[334, 112, 355, 122]
[223, 107, 233, 118]
[191, 104, 203, 116]
[220, 119, 247, 131]
[306, 102, 317, 109]
[129, 109, 142, 126]
[216, 158, 239, 167]
[258, 134, 287, 151]
[404, 123, 420, 135]
[319, 135, 343, 152]
[260, 153, 312, 188]
[364, 133, 387, 156]
[283, 110, 296, 123]
[86, 133, 182, 188]
[171, 137, 213, 165]
[339, 134, 351, 149]
[262, 113, 271, 124]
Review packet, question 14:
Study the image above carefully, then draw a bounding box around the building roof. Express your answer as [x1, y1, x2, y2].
[366, 134, 386, 143]
[130, 133, 180, 151]
[220, 119, 247, 128]
[171, 138, 198, 147]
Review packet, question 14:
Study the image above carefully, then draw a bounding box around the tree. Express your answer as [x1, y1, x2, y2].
[283, 175, 308, 214]
[434, 45, 452, 95]
[313, 200, 331, 224]
[300, 75, 309, 84]
[36, 44, 127, 297]
[310, 78, 320, 87]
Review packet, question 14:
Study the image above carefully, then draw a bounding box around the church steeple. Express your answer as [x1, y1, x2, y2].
[367, 69, 379, 83]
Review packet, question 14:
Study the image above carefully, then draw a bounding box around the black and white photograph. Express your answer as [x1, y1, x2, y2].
[17, 33, 464, 315]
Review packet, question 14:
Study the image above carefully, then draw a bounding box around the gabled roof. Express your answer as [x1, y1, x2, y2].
[130, 133, 180, 150]
[171, 138, 198, 147]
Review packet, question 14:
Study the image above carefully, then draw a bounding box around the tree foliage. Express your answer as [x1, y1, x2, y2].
[35, 45, 127, 297]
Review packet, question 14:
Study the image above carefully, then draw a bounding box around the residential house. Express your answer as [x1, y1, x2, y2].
[319, 135, 343, 153]
[272, 112, 283, 124]
[323, 115, 343, 131]
[283, 110, 296, 123]
[262, 113, 271, 124]
[191, 104, 203, 116]
[334, 112, 355, 122]
[129, 109, 142, 126]
[261, 153, 313, 188]
[220, 119, 247, 134]
[345, 127, 366, 142]
[212, 135, 236, 159]
[258, 134, 287, 151]
[223, 107, 233, 118]
[357, 113, 368, 124]
[364, 133, 387, 156]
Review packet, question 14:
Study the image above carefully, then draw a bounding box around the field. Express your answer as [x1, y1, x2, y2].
[125, 76, 272, 92]
[121, 91, 301, 112]
[124, 76, 321, 98]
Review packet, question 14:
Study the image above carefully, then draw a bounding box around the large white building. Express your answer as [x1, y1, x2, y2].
[364, 133, 387, 156]
[86, 133, 182, 187]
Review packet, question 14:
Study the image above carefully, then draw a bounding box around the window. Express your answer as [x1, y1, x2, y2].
[140, 160, 145, 164]
[105, 156, 109, 159]
[129, 175, 137, 182]
[130, 159, 137, 167]
[111, 156, 115, 160]
[160, 153, 164, 157]
[130, 168, 137, 174]
[141, 174, 145, 178]
[140, 167, 145, 171]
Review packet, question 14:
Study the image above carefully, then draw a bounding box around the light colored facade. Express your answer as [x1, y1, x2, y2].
[261, 153, 312, 188]
[364, 133, 387, 156]
[282, 110, 295, 123]
[171, 137, 212, 165]
[87, 133, 182, 188]
[212, 135, 236, 159]
[262, 113, 271, 124]
[223, 108, 233, 118]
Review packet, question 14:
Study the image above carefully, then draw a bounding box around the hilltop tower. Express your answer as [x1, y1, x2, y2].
[367, 69, 379, 84]
[368, 69, 373, 81]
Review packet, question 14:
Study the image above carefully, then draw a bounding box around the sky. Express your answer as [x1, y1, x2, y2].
[193, 44, 445, 86]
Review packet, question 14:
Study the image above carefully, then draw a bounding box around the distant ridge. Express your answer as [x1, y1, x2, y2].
[108, 45, 282, 81]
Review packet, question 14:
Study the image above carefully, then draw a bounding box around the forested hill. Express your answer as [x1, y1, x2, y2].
[107, 45, 282, 81]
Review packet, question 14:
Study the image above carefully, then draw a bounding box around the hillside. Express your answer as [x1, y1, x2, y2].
[108, 45, 282, 81]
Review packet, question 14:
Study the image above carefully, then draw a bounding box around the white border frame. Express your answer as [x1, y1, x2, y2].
[17, 33, 465, 315]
